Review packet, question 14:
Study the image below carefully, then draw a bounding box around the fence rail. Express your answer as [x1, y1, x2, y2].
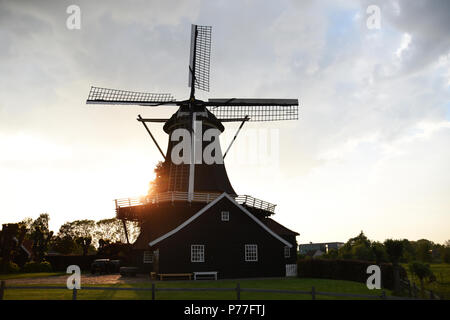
[399, 279, 440, 300]
[115, 192, 276, 213]
[0, 280, 413, 300]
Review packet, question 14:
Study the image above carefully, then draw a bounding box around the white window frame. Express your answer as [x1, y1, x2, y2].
[191, 244, 205, 263]
[245, 244, 258, 262]
[221, 211, 229, 221]
[284, 246, 291, 258]
[143, 251, 153, 263]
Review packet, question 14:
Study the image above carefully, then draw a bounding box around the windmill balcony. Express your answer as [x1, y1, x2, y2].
[114, 191, 276, 219]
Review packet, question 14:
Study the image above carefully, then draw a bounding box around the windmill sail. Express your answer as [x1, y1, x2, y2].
[207, 98, 299, 122]
[188, 25, 212, 93]
[86, 86, 175, 106]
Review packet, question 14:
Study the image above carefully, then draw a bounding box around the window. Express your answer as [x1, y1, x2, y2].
[143, 251, 153, 263]
[284, 246, 291, 258]
[245, 244, 258, 262]
[191, 245, 205, 262]
[221, 211, 229, 221]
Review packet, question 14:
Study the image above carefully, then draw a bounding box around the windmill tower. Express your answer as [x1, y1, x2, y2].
[87, 25, 298, 206]
[86, 26, 300, 272]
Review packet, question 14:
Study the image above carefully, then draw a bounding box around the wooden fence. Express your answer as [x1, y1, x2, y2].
[0, 280, 418, 300]
[399, 278, 440, 300]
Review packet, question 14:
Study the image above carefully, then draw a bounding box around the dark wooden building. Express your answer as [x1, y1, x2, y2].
[119, 193, 298, 278]
[89, 24, 301, 280]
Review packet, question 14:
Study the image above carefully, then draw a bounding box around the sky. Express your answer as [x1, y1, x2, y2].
[0, 0, 449, 244]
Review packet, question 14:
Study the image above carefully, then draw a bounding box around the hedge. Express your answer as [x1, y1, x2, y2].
[297, 259, 407, 290]
[0, 258, 20, 274]
[22, 261, 53, 273]
[45, 255, 97, 271]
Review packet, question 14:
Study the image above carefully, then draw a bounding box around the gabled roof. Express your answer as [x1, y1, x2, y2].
[263, 218, 299, 236]
[149, 193, 293, 248]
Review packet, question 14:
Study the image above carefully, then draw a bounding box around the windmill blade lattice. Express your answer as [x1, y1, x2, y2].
[87, 86, 175, 106]
[189, 25, 212, 92]
[207, 98, 299, 122]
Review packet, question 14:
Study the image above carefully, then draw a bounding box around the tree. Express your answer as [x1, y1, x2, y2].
[95, 218, 140, 245]
[401, 239, 416, 262]
[56, 218, 140, 254]
[384, 239, 404, 265]
[50, 235, 78, 255]
[76, 237, 92, 256]
[409, 261, 435, 296]
[95, 219, 123, 244]
[58, 219, 95, 239]
[351, 243, 375, 261]
[56, 219, 96, 255]
[415, 239, 433, 263]
[384, 239, 404, 294]
[348, 231, 372, 247]
[30, 214, 53, 262]
[322, 248, 338, 260]
[371, 241, 388, 264]
[147, 161, 168, 195]
[338, 231, 374, 261]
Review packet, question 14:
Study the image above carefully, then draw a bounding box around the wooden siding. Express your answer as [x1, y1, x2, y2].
[152, 197, 288, 278]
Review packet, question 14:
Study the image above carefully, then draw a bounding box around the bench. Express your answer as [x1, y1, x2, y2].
[193, 271, 218, 280]
[159, 273, 193, 281]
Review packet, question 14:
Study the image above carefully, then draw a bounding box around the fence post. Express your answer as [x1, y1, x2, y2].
[236, 283, 241, 300]
[311, 286, 316, 300]
[152, 283, 155, 300]
[0, 280, 5, 300]
[408, 280, 412, 298]
[429, 290, 434, 300]
[413, 283, 418, 299]
[72, 287, 77, 300]
[380, 291, 386, 300]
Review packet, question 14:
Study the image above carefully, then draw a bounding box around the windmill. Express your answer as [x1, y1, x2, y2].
[86, 25, 299, 226]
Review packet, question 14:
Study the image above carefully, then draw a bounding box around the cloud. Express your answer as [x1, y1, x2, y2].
[360, 0, 450, 75]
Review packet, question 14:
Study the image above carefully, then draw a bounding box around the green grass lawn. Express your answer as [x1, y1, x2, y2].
[0, 272, 65, 280]
[401, 263, 450, 299]
[2, 277, 390, 300]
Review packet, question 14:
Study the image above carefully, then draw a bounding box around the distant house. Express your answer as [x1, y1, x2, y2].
[299, 242, 344, 256]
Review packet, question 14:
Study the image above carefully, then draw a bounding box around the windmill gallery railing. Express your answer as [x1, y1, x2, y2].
[114, 192, 276, 213]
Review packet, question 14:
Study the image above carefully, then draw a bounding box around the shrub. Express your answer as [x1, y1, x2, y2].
[0, 258, 20, 274]
[22, 261, 53, 273]
[297, 258, 407, 290]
